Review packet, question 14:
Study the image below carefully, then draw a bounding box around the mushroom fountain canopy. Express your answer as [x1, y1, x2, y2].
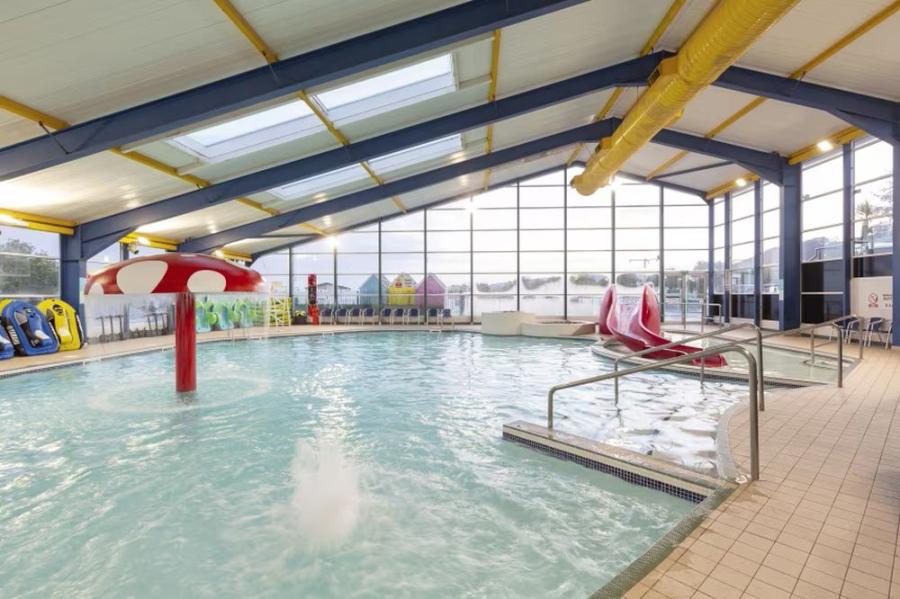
[84, 253, 267, 393]
[85, 253, 266, 296]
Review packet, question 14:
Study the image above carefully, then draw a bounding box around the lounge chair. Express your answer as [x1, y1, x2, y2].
[441, 308, 454, 328]
[406, 307, 420, 325]
[319, 307, 334, 324]
[362, 307, 375, 324]
[349, 307, 362, 324]
[380, 307, 392, 324]
[335, 307, 349, 324]
[426, 307, 439, 325]
[391, 308, 405, 325]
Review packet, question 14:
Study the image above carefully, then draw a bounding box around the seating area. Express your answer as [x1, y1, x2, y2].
[828, 316, 893, 349]
[316, 306, 455, 326]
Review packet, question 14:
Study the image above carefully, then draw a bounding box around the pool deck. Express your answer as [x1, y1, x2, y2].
[626, 337, 900, 599]
[4, 324, 898, 598]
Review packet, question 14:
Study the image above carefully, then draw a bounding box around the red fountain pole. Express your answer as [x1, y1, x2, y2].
[175, 291, 196, 392]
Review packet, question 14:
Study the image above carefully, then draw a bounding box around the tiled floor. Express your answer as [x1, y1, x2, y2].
[626, 339, 900, 599]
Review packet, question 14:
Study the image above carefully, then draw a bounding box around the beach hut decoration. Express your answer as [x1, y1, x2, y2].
[415, 274, 446, 308]
[84, 253, 266, 393]
[387, 273, 417, 306]
[358, 274, 389, 306]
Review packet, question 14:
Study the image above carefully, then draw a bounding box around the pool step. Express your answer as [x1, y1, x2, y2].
[502, 420, 734, 503]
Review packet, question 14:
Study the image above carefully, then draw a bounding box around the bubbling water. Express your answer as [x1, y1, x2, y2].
[286, 438, 362, 550]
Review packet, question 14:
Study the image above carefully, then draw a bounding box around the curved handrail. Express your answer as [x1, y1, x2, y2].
[548, 342, 760, 480]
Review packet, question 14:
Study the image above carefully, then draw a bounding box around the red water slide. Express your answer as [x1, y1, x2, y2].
[600, 284, 726, 367]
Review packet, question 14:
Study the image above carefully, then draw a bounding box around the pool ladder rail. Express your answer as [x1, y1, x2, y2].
[549, 314, 862, 482]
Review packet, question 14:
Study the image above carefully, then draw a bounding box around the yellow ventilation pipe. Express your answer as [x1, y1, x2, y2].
[571, 0, 798, 195]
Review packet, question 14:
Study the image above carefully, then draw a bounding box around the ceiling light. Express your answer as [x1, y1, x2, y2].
[327, 236, 339, 249]
[214, 250, 225, 258]
[735, 178, 748, 188]
[0, 214, 27, 226]
[816, 139, 834, 152]
[136, 236, 150, 245]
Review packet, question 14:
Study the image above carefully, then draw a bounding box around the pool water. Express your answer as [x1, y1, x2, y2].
[0, 332, 737, 597]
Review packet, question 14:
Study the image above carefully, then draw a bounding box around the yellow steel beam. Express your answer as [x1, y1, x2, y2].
[565, 0, 687, 168]
[0, 94, 280, 244]
[214, 0, 406, 216]
[213, 0, 278, 63]
[706, 125, 866, 198]
[119, 232, 180, 252]
[648, 1, 900, 180]
[482, 29, 503, 190]
[214, 248, 253, 262]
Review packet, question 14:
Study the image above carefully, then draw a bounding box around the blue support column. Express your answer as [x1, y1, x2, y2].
[893, 145, 900, 347]
[842, 143, 854, 315]
[753, 180, 763, 326]
[708, 201, 715, 307]
[59, 228, 85, 317]
[781, 163, 803, 329]
[723, 192, 732, 323]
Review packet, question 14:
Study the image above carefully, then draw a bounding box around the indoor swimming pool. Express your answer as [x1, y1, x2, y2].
[0, 332, 748, 597]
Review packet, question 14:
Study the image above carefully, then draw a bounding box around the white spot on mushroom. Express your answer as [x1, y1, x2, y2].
[87, 283, 105, 296]
[187, 270, 227, 293]
[116, 260, 168, 294]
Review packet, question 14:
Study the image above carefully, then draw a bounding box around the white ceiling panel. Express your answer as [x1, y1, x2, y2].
[663, 164, 749, 194]
[0, 151, 192, 222]
[497, 0, 684, 96]
[492, 90, 614, 150]
[736, 0, 894, 83]
[134, 201, 266, 242]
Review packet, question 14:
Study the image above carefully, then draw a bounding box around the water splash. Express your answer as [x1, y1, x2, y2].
[286, 438, 361, 550]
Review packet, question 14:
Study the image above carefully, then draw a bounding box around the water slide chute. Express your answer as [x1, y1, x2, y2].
[605, 284, 726, 367]
[0, 299, 60, 356]
[598, 286, 615, 336]
[212, 302, 234, 330]
[37, 298, 85, 351]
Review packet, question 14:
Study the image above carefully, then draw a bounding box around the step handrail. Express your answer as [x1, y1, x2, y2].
[610, 322, 766, 409]
[548, 343, 761, 480]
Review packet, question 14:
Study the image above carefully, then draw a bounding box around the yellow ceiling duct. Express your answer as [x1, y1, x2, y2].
[571, 0, 798, 195]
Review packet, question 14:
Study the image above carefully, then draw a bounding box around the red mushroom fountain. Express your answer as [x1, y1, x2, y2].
[85, 253, 266, 393]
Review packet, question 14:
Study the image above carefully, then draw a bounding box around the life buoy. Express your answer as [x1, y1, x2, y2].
[37, 298, 86, 351]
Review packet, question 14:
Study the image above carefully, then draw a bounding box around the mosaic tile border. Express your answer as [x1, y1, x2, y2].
[502, 430, 708, 504]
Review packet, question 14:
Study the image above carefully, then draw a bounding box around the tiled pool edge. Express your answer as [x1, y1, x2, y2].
[589, 483, 735, 599]
[501, 421, 738, 599]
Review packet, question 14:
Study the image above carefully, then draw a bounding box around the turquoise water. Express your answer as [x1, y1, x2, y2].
[0, 332, 725, 597]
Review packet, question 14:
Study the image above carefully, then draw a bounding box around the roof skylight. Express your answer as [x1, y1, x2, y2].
[269, 134, 463, 201]
[314, 54, 456, 125]
[169, 101, 324, 163]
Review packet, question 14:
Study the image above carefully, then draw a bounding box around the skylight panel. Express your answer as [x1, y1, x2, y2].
[269, 164, 369, 201]
[314, 54, 456, 125]
[169, 101, 324, 163]
[369, 135, 462, 173]
[268, 134, 462, 202]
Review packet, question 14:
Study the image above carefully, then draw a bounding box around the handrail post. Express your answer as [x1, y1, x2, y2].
[809, 329, 816, 365]
[755, 327, 765, 411]
[613, 359, 619, 405]
[547, 389, 554, 429]
[836, 324, 844, 388]
[746, 351, 760, 481]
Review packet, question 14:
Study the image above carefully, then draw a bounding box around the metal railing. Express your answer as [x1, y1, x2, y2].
[611, 322, 766, 410]
[662, 300, 723, 332]
[548, 343, 761, 480]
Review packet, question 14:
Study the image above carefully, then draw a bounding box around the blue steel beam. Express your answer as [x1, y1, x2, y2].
[780, 163, 802, 330]
[653, 129, 786, 184]
[715, 67, 900, 145]
[0, 0, 587, 181]
[182, 121, 618, 253]
[79, 54, 664, 256]
[189, 120, 748, 254]
[654, 160, 733, 179]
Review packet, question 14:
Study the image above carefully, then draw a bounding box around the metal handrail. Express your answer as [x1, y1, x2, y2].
[611, 323, 766, 410]
[548, 343, 760, 480]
